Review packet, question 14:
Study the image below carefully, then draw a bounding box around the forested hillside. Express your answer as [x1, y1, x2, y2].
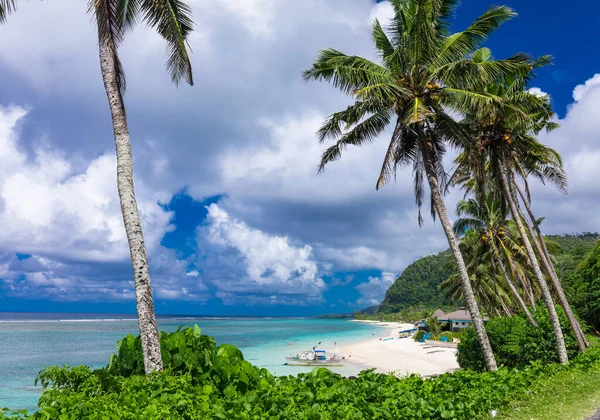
[562, 237, 600, 330]
[377, 252, 454, 313]
[375, 234, 599, 315]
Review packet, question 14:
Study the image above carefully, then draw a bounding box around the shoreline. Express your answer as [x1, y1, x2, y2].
[326, 320, 460, 377]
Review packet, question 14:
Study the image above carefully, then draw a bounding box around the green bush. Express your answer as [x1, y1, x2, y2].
[111, 325, 274, 395]
[457, 306, 580, 371]
[413, 330, 425, 342]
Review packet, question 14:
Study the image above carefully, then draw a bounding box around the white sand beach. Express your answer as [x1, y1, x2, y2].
[335, 321, 460, 377]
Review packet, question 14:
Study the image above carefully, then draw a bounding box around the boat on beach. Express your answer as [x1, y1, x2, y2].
[284, 349, 344, 366]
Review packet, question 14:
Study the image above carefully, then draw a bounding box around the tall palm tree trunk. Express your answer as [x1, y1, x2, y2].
[491, 243, 537, 326]
[423, 147, 497, 371]
[489, 257, 512, 317]
[498, 157, 568, 364]
[513, 264, 536, 309]
[98, 37, 163, 374]
[513, 182, 588, 351]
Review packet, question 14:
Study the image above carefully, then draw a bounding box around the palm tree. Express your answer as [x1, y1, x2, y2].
[511, 173, 589, 349]
[453, 196, 537, 325]
[94, 0, 194, 374]
[303, 0, 537, 371]
[457, 65, 571, 363]
[440, 235, 512, 318]
[2, 0, 195, 373]
[426, 315, 442, 339]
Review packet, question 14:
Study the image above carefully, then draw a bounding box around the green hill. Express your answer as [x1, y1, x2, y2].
[562, 237, 600, 330]
[375, 233, 599, 315]
[377, 251, 454, 313]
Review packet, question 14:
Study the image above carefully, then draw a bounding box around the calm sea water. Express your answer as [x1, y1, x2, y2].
[0, 313, 386, 411]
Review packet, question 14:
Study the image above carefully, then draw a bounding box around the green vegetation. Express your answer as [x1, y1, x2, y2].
[496, 346, 600, 420]
[564, 239, 600, 332]
[378, 253, 455, 314]
[366, 234, 598, 320]
[457, 307, 579, 371]
[3, 326, 600, 420]
[548, 233, 599, 281]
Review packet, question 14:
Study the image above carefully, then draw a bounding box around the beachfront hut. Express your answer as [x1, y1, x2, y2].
[438, 308, 488, 332]
[432, 309, 445, 319]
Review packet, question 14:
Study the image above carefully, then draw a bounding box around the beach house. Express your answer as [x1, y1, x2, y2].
[434, 308, 489, 332]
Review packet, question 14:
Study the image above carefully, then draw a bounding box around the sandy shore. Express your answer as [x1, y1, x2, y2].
[334, 321, 460, 377]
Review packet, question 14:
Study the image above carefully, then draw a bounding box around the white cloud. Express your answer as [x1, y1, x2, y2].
[369, 1, 395, 26]
[217, 112, 452, 273]
[355, 272, 397, 306]
[0, 106, 172, 262]
[203, 0, 279, 37]
[528, 87, 548, 97]
[572, 73, 600, 102]
[529, 73, 600, 234]
[319, 246, 394, 271]
[0, 106, 208, 302]
[205, 203, 325, 298]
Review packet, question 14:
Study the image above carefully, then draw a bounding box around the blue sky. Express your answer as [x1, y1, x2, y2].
[0, 0, 599, 316]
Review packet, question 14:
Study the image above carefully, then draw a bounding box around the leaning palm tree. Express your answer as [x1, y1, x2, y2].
[303, 0, 536, 371]
[511, 168, 589, 349]
[454, 196, 537, 325]
[93, 0, 194, 374]
[1, 0, 195, 373]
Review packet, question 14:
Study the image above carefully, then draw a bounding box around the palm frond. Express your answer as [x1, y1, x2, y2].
[117, 0, 141, 30]
[0, 0, 16, 24]
[435, 53, 532, 92]
[376, 119, 402, 190]
[434, 5, 516, 68]
[141, 0, 194, 85]
[440, 87, 499, 117]
[318, 109, 391, 172]
[303, 49, 393, 96]
[317, 101, 384, 143]
[372, 18, 395, 65]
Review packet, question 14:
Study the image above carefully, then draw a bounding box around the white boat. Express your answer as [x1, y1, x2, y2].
[284, 349, 344, 366]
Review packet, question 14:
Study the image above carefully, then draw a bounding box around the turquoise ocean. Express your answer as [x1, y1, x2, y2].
[0, 313, 387, 412]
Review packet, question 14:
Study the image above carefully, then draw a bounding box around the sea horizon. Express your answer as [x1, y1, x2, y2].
[0, 311, 319, 322]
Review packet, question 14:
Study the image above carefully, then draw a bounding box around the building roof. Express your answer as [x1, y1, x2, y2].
[439, 308, 489, 322]
[432, 309, 445, 319]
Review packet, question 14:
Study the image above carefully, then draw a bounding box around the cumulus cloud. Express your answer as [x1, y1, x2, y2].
[0, 106, 172, 262]
[572, 73, 600, 102]
[528, 87, 548, 97]
[203, 203, 325, 304]
[528, 74, 600, 234]
[217, 112, 452, 273]
[355, 272, 397, 306]
[0, 106, 204, 302]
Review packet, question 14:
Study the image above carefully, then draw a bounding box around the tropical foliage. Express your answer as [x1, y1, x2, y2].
[457, 307, 580, 371]
[565, 240, 600, 332]
[3, 327, 600, 420]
